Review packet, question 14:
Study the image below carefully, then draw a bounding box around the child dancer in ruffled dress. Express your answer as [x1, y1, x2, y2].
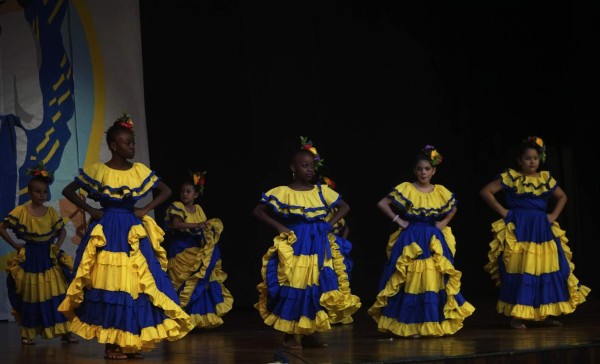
[0, 164, 78, 345]
[368, 145, 474, 338]
[253, 137, 361, 348]
[58, 113, 193, 360]
[163, 171, 233, 329]
[480, 136, 589, 329]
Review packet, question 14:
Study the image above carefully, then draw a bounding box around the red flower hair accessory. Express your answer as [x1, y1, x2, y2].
[320, 176, 336, 189]
[190, 170, 207, 196]
[26, 162, 54, 183]
[116, 112, 134, 132]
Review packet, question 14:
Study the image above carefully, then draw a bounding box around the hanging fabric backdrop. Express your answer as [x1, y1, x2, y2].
[0, 0, 149, 320]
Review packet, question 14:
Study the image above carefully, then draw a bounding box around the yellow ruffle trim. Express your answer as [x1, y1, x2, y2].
[261, 186, 339, 220]
[368, 227, 474, 337]
[388, 182, 456, 217]
[168, 219, 233, 328]
[187, 290, 234, 329]
[19, 322, 71, 340]
[164, 202, 208, 232]
[4, 205, 65, 243]
[7, 244, 72, 303]
[327, 232, 361, 324]
[68, 316, 190, 353]
[484, 219, 590, 318]
[57, 216, 194, 351]
[168, 218, 224, 294]
[255, 231, 360, 334]
[501, 169, 557, 196]
[78, 163, 158, 201]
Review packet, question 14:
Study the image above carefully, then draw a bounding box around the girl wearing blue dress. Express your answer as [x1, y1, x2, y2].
[368, 145, 474, 338]
[58, 114, 193, 359]
[163, 172, 233, 329]
[480, 136, 590, 329]
[253, 138, 361, 348]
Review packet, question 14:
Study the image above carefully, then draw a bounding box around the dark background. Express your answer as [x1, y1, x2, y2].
[139, 1, 599, 308]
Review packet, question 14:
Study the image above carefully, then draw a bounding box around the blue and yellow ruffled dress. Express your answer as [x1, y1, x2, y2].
[4, 204, 73, 340]
[255, 184, 361, 335]
[164, 201, 233, 329]
[57, 163, 194, 353]
[368, 182, 475, 337]
[484, 169, 590, 320]
[326, 212, 355, 324]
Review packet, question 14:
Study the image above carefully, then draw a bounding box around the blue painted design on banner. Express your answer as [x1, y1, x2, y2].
[15, 0, 74, 204]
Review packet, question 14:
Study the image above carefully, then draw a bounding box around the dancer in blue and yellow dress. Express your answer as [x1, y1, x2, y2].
[0, 164, 78, 345]
[57, 114, 193, 360]
[253, 137, 361, 348]
[480, 136, 590, 329]
[163, 171, 233, 329]
[368, 145, 474, 338]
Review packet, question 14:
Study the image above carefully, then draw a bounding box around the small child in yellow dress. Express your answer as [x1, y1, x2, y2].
[0, 163, 78, 345]
[163, 171, 234, 329]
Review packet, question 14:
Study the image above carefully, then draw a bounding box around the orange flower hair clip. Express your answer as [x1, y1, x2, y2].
[190, 170, 207, 196]
[525, 136, 546, 163]
[25, 162, 54, 183]
[422, 145, 443, 166]
[320, 176, 336, 189]
[299, 136, 324, 170]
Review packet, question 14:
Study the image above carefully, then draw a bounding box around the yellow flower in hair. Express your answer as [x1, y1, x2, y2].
[534, 137, 544, 147]
[299, 136, 325, 170]
[40, 171, 48, 177]
[422, 145, 443, 166]
[190, 171, 207, 196]
[526, 136, 546, 163]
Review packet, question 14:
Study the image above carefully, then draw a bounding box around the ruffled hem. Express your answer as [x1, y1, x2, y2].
[483, 219, 510, 286]
[373, 313, 474, 337]
[497, 292, 590, 321]
[57, 218, 194, 349]
[326, 233, 361, 323]
[174, 219, 226, 307]
[7, 245, 72, 302]
[368, 228, 474, 337]
[189, 312, 224, 329]
[68, 316, 188, 353]
[484, 219, 590, 309]
[19, 321, 71, 340]
[255, 231, 360, 334]
[256, 310, 332, 335]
